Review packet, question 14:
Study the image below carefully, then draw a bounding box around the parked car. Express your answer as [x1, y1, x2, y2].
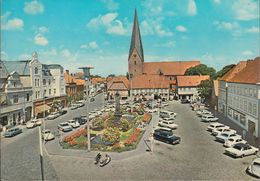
[76, 102, 85, 107]
[201, 115, 219, 122]
[153, 128, 181, 144]
[46, 112, 60, 120]
[197, 110, 212, 117]
[207, 123, 226, 132]
[4, 127, 22, 137]
[224, 137, 247, 147]
[159, 111, 174, 118]
[159, 117, 175, 122]
[154, 127, 173, 134]
[57, 122, 73, 132]
[225, 143, 259, 158]
[26, 119, 42, 128]
[42, 129, 55, 141]
[181, 99, 190, 104]
[158, 120, 178, 130]
[216, 132, 241, 143]
[70, 104, 79, 110]
[61, 108, 68, 115]
[147, 109, 157, 113]
[74, 117, 86, 125]
[246, 157, 260, 178]
[212, 127, 236, 136]
[68, 119, 80, 128]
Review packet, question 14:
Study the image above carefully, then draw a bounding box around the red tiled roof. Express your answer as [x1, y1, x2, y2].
[228, 57, 260, 84]
[91, 77, 106, 85]
[219, 61, 247, 81]
[132, 75, 170, 89]
[177, 75, 210, 87]
[64, 72, 85, 85]
[143, 61, 200, 76]
[107, 76, 129, 90]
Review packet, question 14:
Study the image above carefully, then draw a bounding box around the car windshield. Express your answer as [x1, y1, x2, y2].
[61, 123, 69, 126]
[221, 133, 228, 137]
[228, 138, 234, 142]
[253, 162, 260, 168]
[233, 145, 243, 151]
[44, 130, 50, 134]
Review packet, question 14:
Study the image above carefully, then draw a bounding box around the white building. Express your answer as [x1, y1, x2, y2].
[218, 58, 260, 138]
[0, 68, 33, 126]
[1, 52, 66, 119]
[176, 75, 209, 101]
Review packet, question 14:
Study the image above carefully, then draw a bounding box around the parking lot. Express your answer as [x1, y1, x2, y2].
[46, 101, 258, 180]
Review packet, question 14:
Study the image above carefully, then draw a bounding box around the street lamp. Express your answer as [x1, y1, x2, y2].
[79, 66, 94, 152]
[225, 82, 228, 117]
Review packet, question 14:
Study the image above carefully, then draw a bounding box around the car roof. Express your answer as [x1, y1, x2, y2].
[209, 122, 223, 126]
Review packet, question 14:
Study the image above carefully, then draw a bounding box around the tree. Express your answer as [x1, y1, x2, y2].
[197, 80, 212, 102]
[215, 64, 235, 79]
[102, 127, 120, 144]
[185, 64, 216, 79]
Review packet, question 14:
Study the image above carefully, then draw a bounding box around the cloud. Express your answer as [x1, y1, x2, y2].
[34, 34, 48, 46]
[1, 51, 8, 60]
[86, 13, 129, 36]
[155, 25, 173, 37]
[156, 41, 176, 48]
[232, 0, 259, 20]
[61, 49, 71, 58]
[247, 26, 260, 33]
[212, 0, 221, 4]
[187, 0, 197, 16]
[141, 20, 154, 35]
[176, 25, 187, 32]
[42, 48, 57, 56]
[38, 26, 49, 33]
[101, 0, 119, 11]
[80, 41, 99, 49]
[24, 0, 44, 15]
[214, 21, 239, 31]
[1, 12, 24, 30]
[142, 0, 163, 15]
[242, 50, 253, 55]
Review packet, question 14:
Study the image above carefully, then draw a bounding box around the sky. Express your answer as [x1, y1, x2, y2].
[1, 0, 259, 76]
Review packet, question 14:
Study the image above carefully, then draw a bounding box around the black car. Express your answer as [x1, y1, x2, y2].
[74, 116, 86, 125]
[181, 99, 190, 104]
[153, 129, 181, 145]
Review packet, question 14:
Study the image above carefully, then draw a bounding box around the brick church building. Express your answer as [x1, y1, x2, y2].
[128, 10, 205, 100]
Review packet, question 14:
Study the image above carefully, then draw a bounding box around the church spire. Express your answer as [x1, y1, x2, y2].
[129, 9, 144, 61]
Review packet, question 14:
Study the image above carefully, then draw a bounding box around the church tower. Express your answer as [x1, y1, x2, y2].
[128, 9, 144, 78]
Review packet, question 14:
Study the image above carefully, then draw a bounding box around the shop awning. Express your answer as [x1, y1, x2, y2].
[35, 105, 51, 115]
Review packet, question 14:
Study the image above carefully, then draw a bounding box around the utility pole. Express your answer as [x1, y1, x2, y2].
[79, 66, 94, 152]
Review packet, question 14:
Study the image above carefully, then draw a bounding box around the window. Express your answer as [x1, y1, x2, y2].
[245, 88, 248, 96]
[244, 100, 247, 112]
[13, 95, 18, 103]
[134, 61, 136, 65]
[133, 54, 136, 58]
[249, 88, 253, 97]
[13, 82, 16, 87]
[43, 79, 46, 85]
[54, 89, 56, 94]
[48, 79, 51, 85]
[240, 115, 246, 126]
[26, 93, 30, 101]
[44, 90, 47, 96]
[248, 102, 252, 114]
[253, 89, 257, 97]
[253, 104, 257, 116]
[35, 67, 38, 74]
[49, 89, 51, 95]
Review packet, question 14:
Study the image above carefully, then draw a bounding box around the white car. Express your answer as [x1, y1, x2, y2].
[223, 137, 247, 147]
[197, 110, 212, 117]
[67, 120, 80, 128]
[26, 121, 37, 129]
[158, 120, 178, 130]
[225, 143, 259, 158]
[96, 111, 102, 116]
[42, 129, 55, 141]
[70, 104, 79, 110]
[246, 157, 260, 178]
[57, 122, 73, 132]
[147, 109, 157, 113]
[207, 123, 226, 132]
[216, 132, 241, 143]
[201, 115, 218, 122]
[46, 112, 60, 120]
[212, 127, 236, 136]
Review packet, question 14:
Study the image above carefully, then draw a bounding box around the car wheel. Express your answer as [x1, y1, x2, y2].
[254, 151, 258, 155]
[241, 154, 245, 158]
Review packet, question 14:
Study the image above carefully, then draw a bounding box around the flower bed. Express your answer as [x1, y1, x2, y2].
[124, 128, 141, 146]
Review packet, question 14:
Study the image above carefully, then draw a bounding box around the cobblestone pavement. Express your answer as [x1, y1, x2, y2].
[47, 101, 258, 180]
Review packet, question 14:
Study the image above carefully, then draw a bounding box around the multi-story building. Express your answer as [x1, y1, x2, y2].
[176, 75, 209, 100]
[131, 74, 169, 101]
[0, 62, 33, 126]
[107, 76, 129, 99]
[218, 57, 260, 138]
[1, 52, 66, 118]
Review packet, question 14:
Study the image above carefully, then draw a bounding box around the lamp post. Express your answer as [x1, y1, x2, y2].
[79, 66, 94, 152]
[225, 82, 228, 117]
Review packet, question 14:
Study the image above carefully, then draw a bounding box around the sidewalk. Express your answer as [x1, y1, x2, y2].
[212, 110, 260, 149]
[44, 113, 156, 161]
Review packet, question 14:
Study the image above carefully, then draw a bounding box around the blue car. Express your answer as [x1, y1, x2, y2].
[4, 127, 22, 137]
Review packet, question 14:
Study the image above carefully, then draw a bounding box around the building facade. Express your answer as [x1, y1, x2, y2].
[107, 76, 129, 99]
[218, 58, 260, 138]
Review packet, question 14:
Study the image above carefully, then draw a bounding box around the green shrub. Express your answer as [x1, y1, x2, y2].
[92, 118, 104, 130]
[119, 119, 131, 132]
[102, 127, 120, 144]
